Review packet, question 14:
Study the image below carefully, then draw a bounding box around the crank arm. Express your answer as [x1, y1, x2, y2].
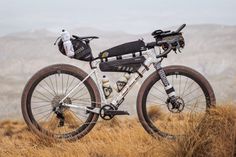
[62, 103, 100, 114]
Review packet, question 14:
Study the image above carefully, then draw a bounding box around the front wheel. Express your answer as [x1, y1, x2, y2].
[21, 64, 101, 140]
[137, 65, 216, 139]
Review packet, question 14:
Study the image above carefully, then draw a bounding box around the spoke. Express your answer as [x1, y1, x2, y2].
[184, 105, 206, 111]
[49, 76, 57, 96]
[70, 84, 87, 99]
[34, 90, 52, 101]
[39, 111, 53, 124]
[68, 109, 85, 124]
[185, 101, 206, 107]
[184, 94, 204, 104]
[65, 113, 80, 128]
[182, 80, 195, 96]
[55, 74, 58, 95]
[152, 84, 166, 95]
[32, 95, 51, 102]
[73, 90, 89, 100]
[37, 111, 53, 122]
[181, 77, 189, 97]
[42, 80, 57, 96]
[149, 92, 166, 103]
[34, 108, 53, 116]
[65, 77, 75, 95]
[147, 100, 166, 106]
[185, 100, 206, 111]
[183, 87, 201, 98]
[64, 74, 70, 95]
[172, 75, 174, 87]
[71, 97, 91, 101]
[32, 104, 51, 109]
[74, 111, 89, 119]
[32, 100, 51, 103]
[179, 75, 181, 96]
[61, 74, 64, 95]
[43, 113, 56, 130]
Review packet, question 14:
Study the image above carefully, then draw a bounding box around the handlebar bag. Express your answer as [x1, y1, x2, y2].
[99, 40, 146, 59]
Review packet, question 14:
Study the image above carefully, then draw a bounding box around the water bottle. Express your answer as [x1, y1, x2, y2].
[61, 30, 75, 57]
[113, 73, 130, 92]
[102, 75, 113, 98]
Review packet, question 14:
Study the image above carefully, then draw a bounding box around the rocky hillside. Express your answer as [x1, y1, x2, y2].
[0, 24, 235, 118]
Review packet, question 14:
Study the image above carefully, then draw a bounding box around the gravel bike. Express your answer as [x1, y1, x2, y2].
[21, 24, 216, 140]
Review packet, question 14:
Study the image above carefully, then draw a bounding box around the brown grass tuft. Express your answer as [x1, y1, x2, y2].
[0, 105, 235, 157]
[159, 105, 236, 157]
[147, 105, 164, 121]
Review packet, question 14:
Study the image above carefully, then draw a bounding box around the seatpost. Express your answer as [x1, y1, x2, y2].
[153, 62, 176, 98]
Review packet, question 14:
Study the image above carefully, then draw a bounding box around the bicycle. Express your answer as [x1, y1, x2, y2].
[21, 24, 216, 140]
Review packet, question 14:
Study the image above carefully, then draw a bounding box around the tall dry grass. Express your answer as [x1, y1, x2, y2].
[0, 105, 235, 157]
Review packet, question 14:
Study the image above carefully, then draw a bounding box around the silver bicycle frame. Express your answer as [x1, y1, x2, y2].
[61, 48, 175, 114]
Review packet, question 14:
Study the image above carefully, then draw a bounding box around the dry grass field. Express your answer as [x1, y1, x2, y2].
[0, 105, 235, 157]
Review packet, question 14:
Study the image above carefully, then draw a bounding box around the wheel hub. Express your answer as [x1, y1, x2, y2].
[51, 95, 72, 109]
[167, 96, 185, 113]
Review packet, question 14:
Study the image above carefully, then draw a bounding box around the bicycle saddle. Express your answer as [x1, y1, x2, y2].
[72, 35, 99, 40]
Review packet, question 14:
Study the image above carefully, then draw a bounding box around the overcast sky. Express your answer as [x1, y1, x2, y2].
[0, 0, 236, 36]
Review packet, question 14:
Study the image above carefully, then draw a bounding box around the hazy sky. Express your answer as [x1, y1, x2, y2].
[0, 0, 236, 36]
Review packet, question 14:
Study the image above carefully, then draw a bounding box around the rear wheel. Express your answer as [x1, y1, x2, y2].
[137, 65, 216, 139]
[21, 64, 101, 140]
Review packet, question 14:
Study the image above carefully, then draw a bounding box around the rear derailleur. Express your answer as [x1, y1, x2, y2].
[53, 106, 65, 127]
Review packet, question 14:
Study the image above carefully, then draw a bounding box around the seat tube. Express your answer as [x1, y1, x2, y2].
[154, 62, 176, 98]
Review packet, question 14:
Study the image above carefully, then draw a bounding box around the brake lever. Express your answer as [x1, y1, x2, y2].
[173, 42, 181, 54]
[54, 36, 61, 45]
[176, 42, 182, 53]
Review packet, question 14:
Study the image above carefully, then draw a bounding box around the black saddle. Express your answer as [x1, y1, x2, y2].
[72, 35, 99, 41]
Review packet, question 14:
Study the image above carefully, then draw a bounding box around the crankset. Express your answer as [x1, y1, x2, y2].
[99, 104, 129, 120]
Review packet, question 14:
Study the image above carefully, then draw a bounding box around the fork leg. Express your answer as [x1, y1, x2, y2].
[154, 62, 176, 99]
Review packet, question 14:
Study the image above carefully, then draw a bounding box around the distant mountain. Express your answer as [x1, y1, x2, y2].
[0, 24, 235, 118]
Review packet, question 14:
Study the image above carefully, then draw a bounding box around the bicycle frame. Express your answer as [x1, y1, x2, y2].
[61, 48, 176, 114]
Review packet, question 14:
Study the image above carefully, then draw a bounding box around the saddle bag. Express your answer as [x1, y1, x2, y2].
[58, 38, 93, 61]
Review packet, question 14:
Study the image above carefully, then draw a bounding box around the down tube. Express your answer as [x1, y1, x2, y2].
[111, 66, 149, 106]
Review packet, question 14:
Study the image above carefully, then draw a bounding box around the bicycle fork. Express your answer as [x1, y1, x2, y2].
[154, 62, 177, 105]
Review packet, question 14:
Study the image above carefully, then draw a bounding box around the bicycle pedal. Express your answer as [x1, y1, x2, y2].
[105, 110, 130, 116]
